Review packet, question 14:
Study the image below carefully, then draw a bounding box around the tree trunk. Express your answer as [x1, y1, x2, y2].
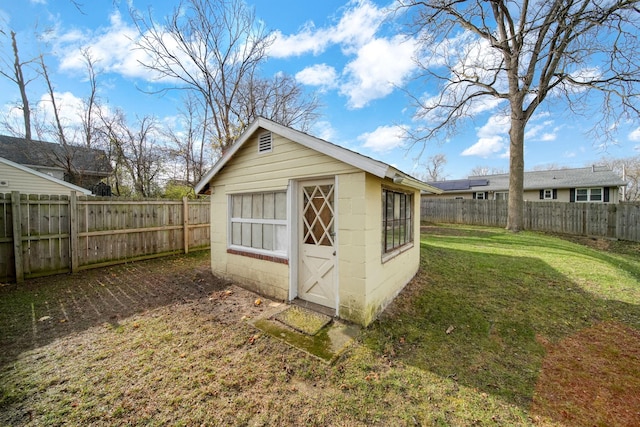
[11, 32, 31, 141]
[507, 113, 526, 232]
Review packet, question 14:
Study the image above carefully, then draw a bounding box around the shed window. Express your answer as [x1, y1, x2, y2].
[230, 192, 287, 256]
[382, 189, 413, 254]
[258, 132, 272, 153]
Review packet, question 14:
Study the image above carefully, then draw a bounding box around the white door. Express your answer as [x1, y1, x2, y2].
[298, 179, 336, 308]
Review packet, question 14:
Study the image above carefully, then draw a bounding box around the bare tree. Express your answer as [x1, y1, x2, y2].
[164, 93, 212, 187]
[469, 165, 508, 177]
[132, 0, 273, 152]
[598, 156, 640, 201]
[421, 153, 448, 181]
[99, 109, 164, 197]
[0, 31, 38, 140]
[236, 73, 321, 133]
[400, 0, 640, 231]
[80, 48, 100, 149]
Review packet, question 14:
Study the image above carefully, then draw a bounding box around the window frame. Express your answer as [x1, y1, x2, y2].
[494, 191, 508, 201]
[228, 191, 288, 258]
[543, 189, 553, 199]
[576, 187, 604, 202]
[475, 191, 486, 200]
[381, 188, 414, 259]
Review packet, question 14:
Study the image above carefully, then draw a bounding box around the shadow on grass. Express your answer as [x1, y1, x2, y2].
[362, 242, 640, 410]
[0, 251, 229, 368]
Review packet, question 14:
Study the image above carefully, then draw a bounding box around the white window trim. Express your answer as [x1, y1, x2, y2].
[543, 189, 553, 200]
[227, 192, 288, 257]
[576, 187, 604, 202]
[475, 192, 486, 200]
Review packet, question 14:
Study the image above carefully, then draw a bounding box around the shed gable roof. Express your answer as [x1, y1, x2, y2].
[195, 117, 442, 195]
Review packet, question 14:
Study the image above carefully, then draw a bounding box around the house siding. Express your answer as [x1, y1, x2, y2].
[425, 187, 620, 203]
[0, 161, 80, 195]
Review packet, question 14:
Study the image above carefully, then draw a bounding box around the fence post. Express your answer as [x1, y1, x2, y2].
[183, 197, 189, 254]
[69, 191, 78, 273]
[11, 191, 23, 283]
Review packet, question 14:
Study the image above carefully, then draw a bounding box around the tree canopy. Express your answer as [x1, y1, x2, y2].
[401, 0, 640, 231]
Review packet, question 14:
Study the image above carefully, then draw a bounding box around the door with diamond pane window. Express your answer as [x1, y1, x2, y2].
[298, 179, 336, 308]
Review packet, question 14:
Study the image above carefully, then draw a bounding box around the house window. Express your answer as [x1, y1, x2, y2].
[576, 188, 603, 202]
[543, 189, 553, 199]
[475, 192, 486, 200]
[382, 189, 413, 254]
[229, 192, 287, 256]
[495, 192, 508, 201]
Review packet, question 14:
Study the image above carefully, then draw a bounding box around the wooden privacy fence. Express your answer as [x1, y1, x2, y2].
[0, 192, 210, 283]
[420, 199, 640, 243]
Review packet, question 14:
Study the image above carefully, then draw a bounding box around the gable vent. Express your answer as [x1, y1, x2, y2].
[0, 180, 8, 187]
[258, 132, 272, 153]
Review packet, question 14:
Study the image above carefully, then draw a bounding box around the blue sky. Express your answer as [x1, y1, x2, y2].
[1, 0, 639, 180]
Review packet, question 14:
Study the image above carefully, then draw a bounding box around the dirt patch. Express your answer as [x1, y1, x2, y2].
[531, 321, 640, 426]
[0, 251, 251, 367]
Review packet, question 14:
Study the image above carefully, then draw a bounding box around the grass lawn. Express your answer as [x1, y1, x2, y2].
[1, 225, 639, 426]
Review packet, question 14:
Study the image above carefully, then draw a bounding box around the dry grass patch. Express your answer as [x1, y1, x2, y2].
[531, 321, 640, 426]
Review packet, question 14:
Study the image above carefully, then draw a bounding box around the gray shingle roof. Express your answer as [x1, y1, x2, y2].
[428, 166, 626, 193]
[0, 135, 112, 175]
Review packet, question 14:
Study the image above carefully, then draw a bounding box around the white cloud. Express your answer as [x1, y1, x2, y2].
[461, 136, 505, 157]
[540, 133, 556, 142]
[311, 120, 337, 142]
[54, 11, 169, 81]
[461, 114, 509, 158]
[269, 0, 386, 58]
[295, 64, 338, 89]
[357, 124, 406, 153]
[340, 35, 417, 108]
[629, 127, 640, 142]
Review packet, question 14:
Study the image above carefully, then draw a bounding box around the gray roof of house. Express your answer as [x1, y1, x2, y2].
[427, 166, 626, 193]
[0, 135, 112, 175]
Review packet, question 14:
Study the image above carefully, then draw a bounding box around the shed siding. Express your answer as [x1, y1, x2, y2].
[208, 129, 360, 304]
[335, 172, 368, 323]
[216, 132, 359, 193]
[0, 162, 77, 195]
[363, 176, 420, 325]
[334, 173, 421, 325]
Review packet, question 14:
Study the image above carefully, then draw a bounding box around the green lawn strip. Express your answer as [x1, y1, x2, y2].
[364, 225, 640, 410]
[1, 227, 638, 425]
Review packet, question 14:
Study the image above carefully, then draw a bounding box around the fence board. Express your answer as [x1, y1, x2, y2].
[0, 192, 211, 282]
[421, 198, 640, 243]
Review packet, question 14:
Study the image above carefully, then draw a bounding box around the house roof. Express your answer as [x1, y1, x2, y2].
[0, 156, 93, 195]
[0, 134, 112, 176]
[195, 117, 443, 195]
[427, 166, 626, 194]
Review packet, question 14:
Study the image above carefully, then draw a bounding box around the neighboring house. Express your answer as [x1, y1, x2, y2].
[0, 135, 112, 191]
[195, 117, 442, 326]
[0, 156, 92, 196]
[423, 166, 626, 203]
